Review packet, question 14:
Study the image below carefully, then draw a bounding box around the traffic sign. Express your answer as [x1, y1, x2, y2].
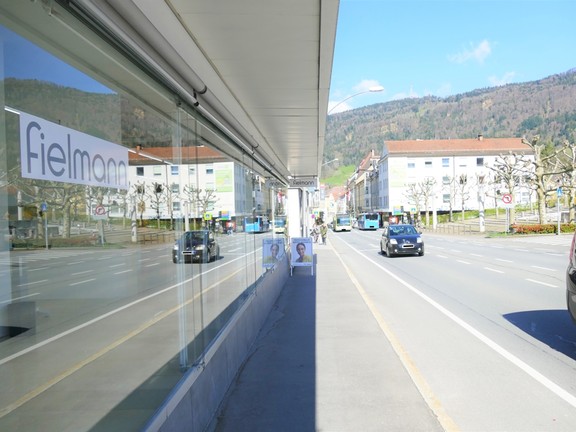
[500, 193, 513, 208]
[93, 204, 108, 220]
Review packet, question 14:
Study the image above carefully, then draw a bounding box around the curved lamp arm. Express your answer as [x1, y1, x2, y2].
[327, 86, 384, 115]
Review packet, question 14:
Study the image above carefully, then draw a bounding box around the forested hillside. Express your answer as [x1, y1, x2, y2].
[325, 69, 576, 166]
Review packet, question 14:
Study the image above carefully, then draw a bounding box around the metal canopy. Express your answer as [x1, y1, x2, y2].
[101, 0, 339, 181]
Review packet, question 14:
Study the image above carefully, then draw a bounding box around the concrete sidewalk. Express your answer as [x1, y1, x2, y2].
[211, 243, 444, 432]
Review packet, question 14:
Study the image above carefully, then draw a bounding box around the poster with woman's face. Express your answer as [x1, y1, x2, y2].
[291, 237, 313, 266]
[263, 238, 285, 267]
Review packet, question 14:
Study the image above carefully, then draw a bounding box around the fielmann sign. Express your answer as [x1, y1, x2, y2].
[20, 111, 129, 190]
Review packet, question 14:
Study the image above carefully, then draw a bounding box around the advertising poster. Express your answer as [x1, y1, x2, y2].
[291, 237, 313, 267]
[262, 238, 285, 268]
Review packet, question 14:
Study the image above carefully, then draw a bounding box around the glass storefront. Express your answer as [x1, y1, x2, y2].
[0, 2, 287, 430]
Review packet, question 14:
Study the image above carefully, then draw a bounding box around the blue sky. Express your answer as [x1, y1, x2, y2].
[328, 0, 576, 113]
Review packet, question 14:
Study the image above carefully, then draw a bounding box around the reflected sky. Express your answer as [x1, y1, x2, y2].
[1, 25, 114, 94]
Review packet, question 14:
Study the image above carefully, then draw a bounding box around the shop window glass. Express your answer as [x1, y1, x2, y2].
[0, 9, 280, 431]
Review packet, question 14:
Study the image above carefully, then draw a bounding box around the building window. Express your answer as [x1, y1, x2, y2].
[425, 160, 432, 168]
[442, 158, 450, 167]
[171, 166, 179, 175]
[189, 166, 195, 174]
[442, 176, 450, 185]
[476, 157, 484, 166]
[443, 194, 451, 203]
[153, 166, 162, 176]
[171, 183, 179, 194]
[136, 167, 144, 176]
[206, 168, 214, 175]
[407, 162, 416, 169]
[173, 202, 181, 212]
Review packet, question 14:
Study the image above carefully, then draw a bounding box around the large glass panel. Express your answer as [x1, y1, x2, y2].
[0, 3, 283, 431]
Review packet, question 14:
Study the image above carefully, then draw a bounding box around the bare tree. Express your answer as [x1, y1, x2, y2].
[403, 183, 422, 223]
[149, 182, 167, 229]
[133, 182, 147, 226]
[181, 185, 219, 226]
[10, 177, 85, 239]
[519, 136, 573, 224]
[455, 174, 470, 221]
[440, 175, 456, 222]
[486, 153, 531, 226]
[549, 139, 576, 222]
[419, 177, 437, 227]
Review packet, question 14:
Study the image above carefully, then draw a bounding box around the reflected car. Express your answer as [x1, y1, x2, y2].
[172, 230, 220, 263]
[566, 232, 576, 323]
[380, 224, 424, 257]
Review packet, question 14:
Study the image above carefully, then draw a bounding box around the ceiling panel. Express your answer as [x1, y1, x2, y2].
[130, 0, 339, 180]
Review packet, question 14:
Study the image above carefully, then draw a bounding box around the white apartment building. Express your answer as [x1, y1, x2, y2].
[103, 146, 268, 222]
[377, 136, 535, 216]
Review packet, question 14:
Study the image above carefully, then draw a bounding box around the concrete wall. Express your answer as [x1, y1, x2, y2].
[143, 258, 290, 432]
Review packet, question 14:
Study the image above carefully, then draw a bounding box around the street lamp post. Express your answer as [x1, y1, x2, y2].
[322, 158, 338, 166]
[328, 86, 385, 115]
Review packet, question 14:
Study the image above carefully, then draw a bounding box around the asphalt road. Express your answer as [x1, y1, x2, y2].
[0, 233, 272, 430]
[3, 230, 576, 431]
[328, 228, 576, 431]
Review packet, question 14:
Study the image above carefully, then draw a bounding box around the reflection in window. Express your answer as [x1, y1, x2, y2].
[0, 13, 281, 432]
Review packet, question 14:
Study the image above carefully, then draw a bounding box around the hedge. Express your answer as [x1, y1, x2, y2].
[510, 223, 575, 235]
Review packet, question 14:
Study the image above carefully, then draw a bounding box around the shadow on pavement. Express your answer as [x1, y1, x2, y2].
[504, 309, 576, 359]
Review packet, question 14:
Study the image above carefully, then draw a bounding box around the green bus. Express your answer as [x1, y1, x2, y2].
[333, 214, 352, 232]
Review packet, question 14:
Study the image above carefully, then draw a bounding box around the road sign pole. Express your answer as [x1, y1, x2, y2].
[557, 197, 561, 235]
[557, 187, 562, 235]
[45, 213, 49, 249]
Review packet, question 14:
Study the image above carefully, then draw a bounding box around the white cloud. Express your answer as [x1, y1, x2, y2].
[448, 39, 492, 64]
[488, 71, 516, 86]
[352, 79, 385, 93]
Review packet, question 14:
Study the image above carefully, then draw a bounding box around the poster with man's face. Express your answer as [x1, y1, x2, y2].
[291, 237, 313, 266]
[263, 238, 285, 267]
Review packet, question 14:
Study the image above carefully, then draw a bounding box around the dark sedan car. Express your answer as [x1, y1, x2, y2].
[566, 232, 576, 323]
[380, 224, 424, 257]
[172, 230, 220, 263]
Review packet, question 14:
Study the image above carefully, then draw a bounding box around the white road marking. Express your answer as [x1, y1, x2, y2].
[495, 258, 513, 263]
[531, 265, 556, 272]
[69, 278, 96, 286]
[17, 279, 48, 287]
[337, 238, 576, 410]
[526, 278, 557, 288]
[484, 267, 504, 273]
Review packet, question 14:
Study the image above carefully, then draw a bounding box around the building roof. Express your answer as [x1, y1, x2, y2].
[129, 146, 229, 165]
[382, 136, 533, 158]
[356, 149, 379, 171]
[325, 185, 347, 200]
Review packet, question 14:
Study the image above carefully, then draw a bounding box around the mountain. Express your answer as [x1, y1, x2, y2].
[325, 69, 576, 166]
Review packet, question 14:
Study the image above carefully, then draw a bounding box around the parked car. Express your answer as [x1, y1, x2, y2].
[566, 232, 576, 323]
[380, 224, 424, 257]
[173, 230, 220, 263]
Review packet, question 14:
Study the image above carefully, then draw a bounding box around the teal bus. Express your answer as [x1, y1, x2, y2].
[357, 212, 379, 230]
[332, 214, 352, 232]
[244, 215, 270, 233]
